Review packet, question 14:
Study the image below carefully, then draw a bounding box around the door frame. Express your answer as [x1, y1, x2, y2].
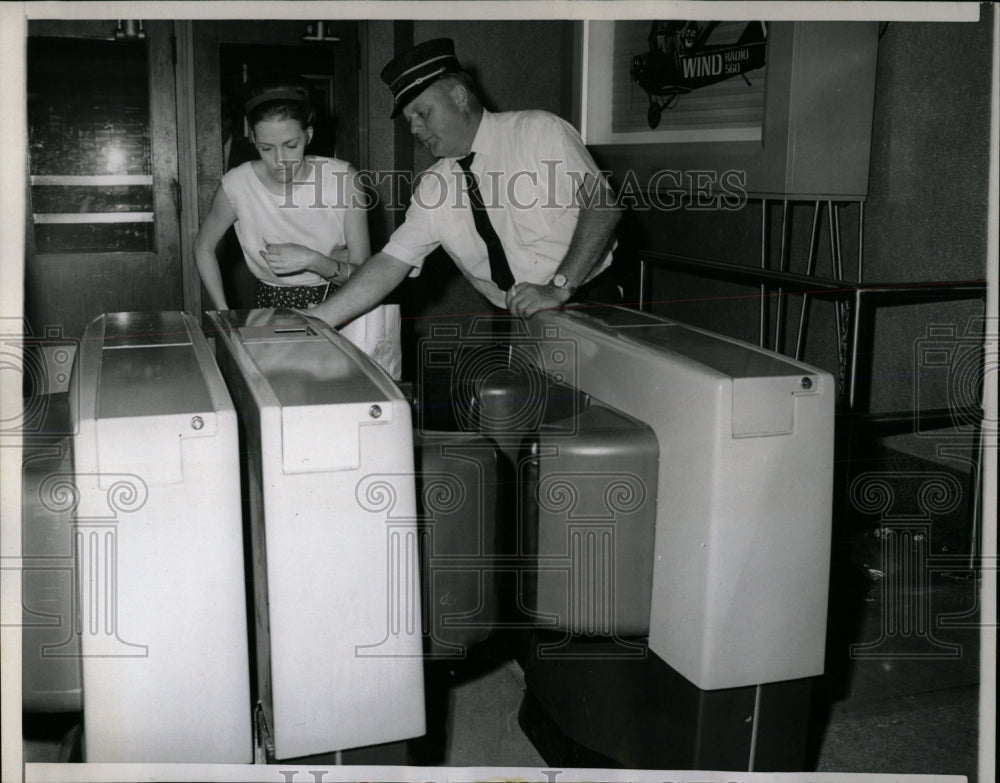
[174, 20, 201, 318]
[176, 20, 364, 320]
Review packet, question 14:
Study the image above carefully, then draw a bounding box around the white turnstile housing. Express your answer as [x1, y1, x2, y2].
[526, 307, 835, 691]
[70, 311, 252, 762]
[209, 309, 425, 760]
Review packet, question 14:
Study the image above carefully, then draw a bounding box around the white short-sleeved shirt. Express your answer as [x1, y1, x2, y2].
[222, 156, 352, 287]
[383, 110, 615, 308]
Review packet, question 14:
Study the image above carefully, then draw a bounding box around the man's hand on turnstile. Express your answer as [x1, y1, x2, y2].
[505, 281, 572, 319]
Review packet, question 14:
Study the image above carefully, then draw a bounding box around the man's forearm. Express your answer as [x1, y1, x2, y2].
[504, 202, 622, 317]
[308, 251, 412, 327]
[555, 201, 622, 288]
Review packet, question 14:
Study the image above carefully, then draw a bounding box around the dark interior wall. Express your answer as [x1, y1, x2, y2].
[848, 14, 989, 415]
[364, 21, 401, 252]
[860, 15, 992, 414]
[636, 13, 992, 411]
[410, 21, 569, 173]
[864, 16, 991, 285]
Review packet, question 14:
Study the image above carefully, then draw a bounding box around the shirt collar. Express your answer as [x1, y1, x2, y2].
[467, 109, 493, 159]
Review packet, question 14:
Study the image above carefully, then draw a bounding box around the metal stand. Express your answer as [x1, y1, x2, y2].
[635, 211, 987, 568]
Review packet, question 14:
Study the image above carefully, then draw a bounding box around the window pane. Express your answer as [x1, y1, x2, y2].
[33, 223, 155, 255]
[31, 184, 153, 214]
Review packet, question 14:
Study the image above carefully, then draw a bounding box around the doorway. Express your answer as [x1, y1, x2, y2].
[186, 22, 362, 311]
[220, 44, 341, 165]
[216, 43, 341, 307]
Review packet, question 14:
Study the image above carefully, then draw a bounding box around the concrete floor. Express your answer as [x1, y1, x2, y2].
[22, 571, 982, 777]
[809, 570, 981, 778]
[405, 567, 982, 776]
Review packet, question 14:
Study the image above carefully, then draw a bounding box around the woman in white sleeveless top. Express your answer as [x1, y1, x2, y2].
[194, 74, 401, 379]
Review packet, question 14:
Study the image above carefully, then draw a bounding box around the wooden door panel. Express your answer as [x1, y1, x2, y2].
[25, 20, 181, 340]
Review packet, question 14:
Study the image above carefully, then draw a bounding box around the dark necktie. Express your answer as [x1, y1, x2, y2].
[457, 152, 516, 291]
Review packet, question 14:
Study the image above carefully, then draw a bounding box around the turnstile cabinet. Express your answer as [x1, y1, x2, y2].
[526, 307, 835, 691]
[414, 431, 502, 657]
[70, 311, 252, 762]
[22, 439, 82, 714]
[518, 306, 835, 771]
[521, 400, 658, 638]
[473, 369, 659, 638]
[209, 309, 425, 760]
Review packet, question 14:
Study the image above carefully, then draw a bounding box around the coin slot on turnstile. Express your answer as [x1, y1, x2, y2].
[237, 325, 323, 342]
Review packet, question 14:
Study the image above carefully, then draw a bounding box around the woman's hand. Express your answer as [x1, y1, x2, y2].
[260, 241, 322, 276]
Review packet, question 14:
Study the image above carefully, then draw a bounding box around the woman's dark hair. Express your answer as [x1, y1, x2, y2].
[242, 73, 315, 129]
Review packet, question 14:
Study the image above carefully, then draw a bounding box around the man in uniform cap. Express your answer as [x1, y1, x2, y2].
[308, 37, 622, 328]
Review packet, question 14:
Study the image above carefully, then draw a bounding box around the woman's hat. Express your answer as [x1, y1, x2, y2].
[381, 38, 462, 118]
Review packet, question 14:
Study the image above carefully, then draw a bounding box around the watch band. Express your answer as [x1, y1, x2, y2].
[550, 273, 576, 293]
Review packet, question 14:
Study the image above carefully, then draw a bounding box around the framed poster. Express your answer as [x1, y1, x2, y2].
[575, 20, 880, 200]
[584, 20, 768, 145]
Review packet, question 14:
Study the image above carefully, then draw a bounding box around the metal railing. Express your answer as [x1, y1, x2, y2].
[636, 249, 986, 420]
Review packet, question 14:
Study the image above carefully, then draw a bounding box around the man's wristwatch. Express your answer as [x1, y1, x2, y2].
[550, 273, 577, 296]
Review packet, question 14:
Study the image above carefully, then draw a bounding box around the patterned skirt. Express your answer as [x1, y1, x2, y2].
[253, 280, 332, 309]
